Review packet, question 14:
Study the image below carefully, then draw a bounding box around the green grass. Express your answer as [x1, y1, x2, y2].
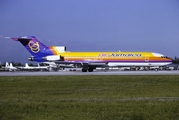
[0, 75, 179, 120]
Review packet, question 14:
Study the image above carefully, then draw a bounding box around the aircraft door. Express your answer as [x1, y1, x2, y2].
[65, 55, 68, 61]
[145, 55, 149, 62]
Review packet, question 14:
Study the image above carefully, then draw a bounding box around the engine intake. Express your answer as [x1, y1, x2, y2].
[28, 56, 45, 62]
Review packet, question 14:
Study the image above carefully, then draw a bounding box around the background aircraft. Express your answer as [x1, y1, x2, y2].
[5, 62, 18, 71]
[37, 63, 49, 70]
[18, 63, 49, 71]
[11, 36, 172, 72]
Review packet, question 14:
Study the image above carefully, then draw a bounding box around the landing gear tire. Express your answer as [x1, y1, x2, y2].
[88, 68, 94, 72]
[82, 68, 87, 72]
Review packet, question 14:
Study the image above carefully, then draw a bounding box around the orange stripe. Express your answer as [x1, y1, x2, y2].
[50, 46, 58, 55]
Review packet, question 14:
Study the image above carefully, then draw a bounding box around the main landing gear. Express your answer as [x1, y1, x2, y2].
[82, 67, 94, 72]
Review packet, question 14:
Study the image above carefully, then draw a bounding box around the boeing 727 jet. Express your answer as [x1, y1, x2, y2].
[11, 36, 172, 72]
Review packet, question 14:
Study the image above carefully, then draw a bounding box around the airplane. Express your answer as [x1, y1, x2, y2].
[18, 63, 49, 71]
[37, 63, 50, 71]
[11, 36, 172, 72]
[5, 62, 18, 71]
[18, 63, 36, 70]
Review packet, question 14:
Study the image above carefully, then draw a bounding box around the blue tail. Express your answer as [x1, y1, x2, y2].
[12, 36, 54, 62]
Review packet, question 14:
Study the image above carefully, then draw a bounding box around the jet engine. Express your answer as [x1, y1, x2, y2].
[28, 56, 43, 61]
[42, 55, 62, 61]
[28, 55, 63, 62]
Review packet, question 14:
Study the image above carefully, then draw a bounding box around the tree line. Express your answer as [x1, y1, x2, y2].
[172, 56, 179, 64]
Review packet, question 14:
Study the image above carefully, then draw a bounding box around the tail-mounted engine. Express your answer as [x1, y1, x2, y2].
[28, 55, 64, 62]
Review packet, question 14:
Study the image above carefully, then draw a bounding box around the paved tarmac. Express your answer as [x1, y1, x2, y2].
[0, 70, 179, 76]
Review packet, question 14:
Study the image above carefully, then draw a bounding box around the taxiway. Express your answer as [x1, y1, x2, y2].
[0, 70, 179, 76]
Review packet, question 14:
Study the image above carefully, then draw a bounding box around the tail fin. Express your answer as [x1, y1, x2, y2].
[10, 63, 14, 68]
[11, 36, 54, 57]
[25, 63, 29, 68]
[5, 62, 9, 68]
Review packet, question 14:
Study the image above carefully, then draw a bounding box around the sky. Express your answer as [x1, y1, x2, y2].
[0, 0, 179, 64]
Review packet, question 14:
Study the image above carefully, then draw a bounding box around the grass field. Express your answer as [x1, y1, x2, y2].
[0, 75, 179, 120]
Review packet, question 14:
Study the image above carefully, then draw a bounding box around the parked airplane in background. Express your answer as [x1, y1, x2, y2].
[37, 63, 49, 70]
[44, 62, 74, 69]
[18, 63, 35, 70]
[5, 62, 18, 71]
[18, 63, 49, 71]
[11, 36, 172, 72]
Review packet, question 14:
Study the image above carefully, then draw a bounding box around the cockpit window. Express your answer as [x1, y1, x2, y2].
[161, 56, 170, 59]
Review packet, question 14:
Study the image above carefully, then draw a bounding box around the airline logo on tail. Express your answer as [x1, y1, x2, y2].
[11, 36, 55, 62]
[28, 41, 40, 53]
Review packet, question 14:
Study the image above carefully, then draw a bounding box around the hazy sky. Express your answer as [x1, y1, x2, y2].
[0, 0, 179, 63]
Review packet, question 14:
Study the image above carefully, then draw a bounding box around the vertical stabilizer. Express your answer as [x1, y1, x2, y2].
[5, 62, 9, 69]
[10, 63, 14, 68]
[25, 63, 29, 68]
[11, 36, 54, 57]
